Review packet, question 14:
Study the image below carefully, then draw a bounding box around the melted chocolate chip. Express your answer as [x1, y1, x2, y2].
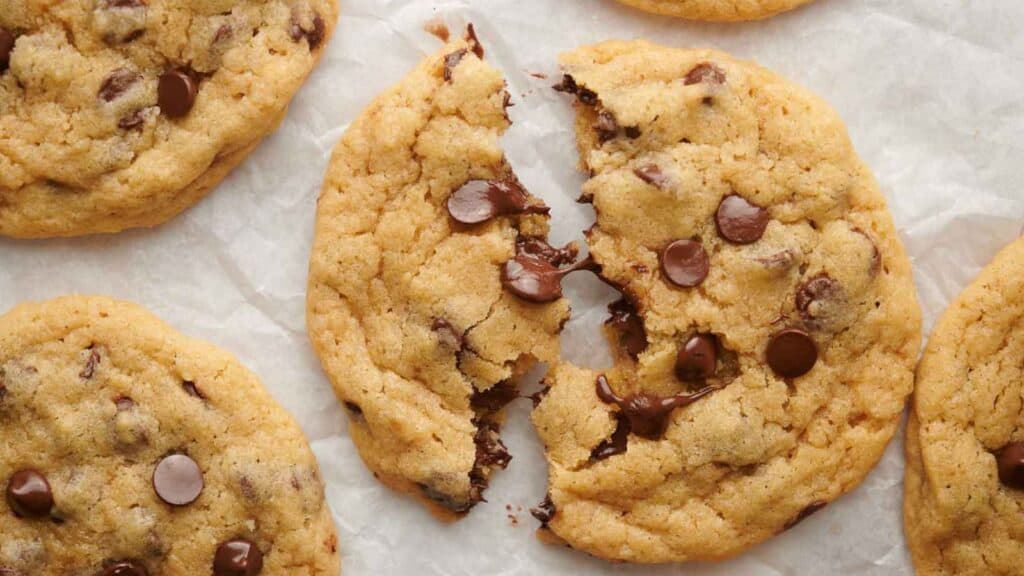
[716, 195, 769, 244]
[183, 381, 204, 399]
[465, 23, 483, 59]
[530, 495, 556, 525]
[684, 62, 726, 86]
[5, 469, 53, 518]
[290, 14, 326, 49]
[443, 49, 467, 82]
[676, 334, 717, 382]
[517, 236, 577, 266]
[118, 110, 147, 130]
[431, 318, 464, 349]
[152, 454, 203, 506]
[158, 70, 197, 118]
[553, 74, 598, 106]
[595, 375, 721, 439]
[785, 500, 828, 530]
[997, 442, 1024, 489]
[660, 239, 710, 288]
[472, 381, 519, 413]
[606, 299, 648, 358]
[98, 68, 140, 102]
[80, 347, 101, 379]
[595, 110, 619, 142]
[591, 413, 630, 460]
[100, 560, 148, 576]
[796, 273, 843, 328]
[447, 179, 547, 225]
[214, 539, 263, 576]
[0, 28, 14, 72]
[624, 125, 641, 139]
[101, 0, 146, 7]
[473, 424, 512, 470]
[634, 164, 670, 189]
[501, 253, 594, 303]
[766, 329, 818, 378]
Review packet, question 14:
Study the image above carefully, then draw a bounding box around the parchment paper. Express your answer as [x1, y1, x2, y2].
[2, 0, 1023, 573]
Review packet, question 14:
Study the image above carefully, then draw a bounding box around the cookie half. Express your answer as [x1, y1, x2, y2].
[0, 0, 338, 238]
[609, 0, 815, 21]
[905, 237, 1024, 575]
[0, 296, 339, 575]
[531, 40, 922, 562]
[307, 34, 572, 518]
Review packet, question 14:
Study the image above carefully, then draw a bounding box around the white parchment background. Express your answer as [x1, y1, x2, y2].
[2, 0, 1024, 573]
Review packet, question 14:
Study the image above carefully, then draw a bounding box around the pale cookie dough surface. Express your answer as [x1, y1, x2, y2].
[307, 37, 570, 517]
[610, 0, 815, 21]
[531, 40, 921, 563]
[0, 296, 340, 575]
[905, 237, 1024, 576]
[0, 0, 338, 238]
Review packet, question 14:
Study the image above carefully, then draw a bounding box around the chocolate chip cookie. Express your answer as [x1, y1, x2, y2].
[307, 33, 574, 518]
[905, 237, 1024, 576]
[531, 40, 922, 562]
[0, 0, 338, 238]
[0, 296, 339, 575]
[610, 0, 815, 21]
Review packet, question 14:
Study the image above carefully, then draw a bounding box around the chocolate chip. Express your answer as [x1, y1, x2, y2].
[530, 495, 556, 526]
[158, 70, 197, 118]
[101, 0, 146, 7]
[676, 334, 717, 382]
[0, 28, 15, 72]
[118, 110, 147, 130]
[80, 347, 101, 379]
[766, 329, 818, 379]
[633, 164, 670, 189]
[5, 469, 53, 518]
[606, 298, 648, 358]
[152, 454, 203, 506]
[98, 68, 140, 102]
[464, 23, 484, 59]
[182, 381, 204, 399]
[785, 500, 828, 530]
[623, 125, 641, 139]
[100, 560, 148, 576]
[595, 375, 721, 439]
[214, 539, 263, 576]
[660, 239, 710, 288]
[716, 195, 769, 244]
[591, 413, 630, 460]
[796, 273, 843, 328]
[447, 179, 548, 225]
[997, 442, 1024, 489]
[472, 381, 519, 413]
[474, 424, 512, 470]
[443, 49, 467, 82]
[343, 401, 362, 417]
[213, 24, 233, 44]
[289, 14, 325, 49]
[419, 483, 473, 514]
[517, 236, 577, 266]
[115, 396, 135, 411]
[595, 110, 619, 142]
[501, 253, 595, 303]
[553, 74, 598, 106]
[684, 62, 726, 86]
[431, 318, 464, 349]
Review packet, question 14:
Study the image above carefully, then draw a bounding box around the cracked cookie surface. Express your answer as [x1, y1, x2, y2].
[306, 36, 570, 517]
[608, 0, 815, 21]
[0, 296, 339, 575]
[905, 237, 1024, 576]
[0, 0, 338, 238]
[531, 40, 921, 563]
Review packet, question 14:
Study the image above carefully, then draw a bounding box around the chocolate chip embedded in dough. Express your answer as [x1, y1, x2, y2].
[158, 70, 197, 118]
[684, 63, 726, 86]
[997, 442, 1024, 489]
[660, 239, 710, 288]
[100, 560, 148, 576]
[5, 469, 54, 518]
[152, 454, 204, 506]
[766, 329, 818, 378]
[213, 539, 264, 576]
[98, 68, 141, 102]
[0, 28, 14, 72]
[676, 334, 717, 382]
[716, 195, 769, 244]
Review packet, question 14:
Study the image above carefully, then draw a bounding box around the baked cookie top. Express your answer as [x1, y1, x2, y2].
[307, 34, 572, 517]
[0, 296, 339, 575]
[905, 237, 1024, 576]
[0, 0, 337, 238]
[609, 0, 815, 21]
[530, 40, 921, 563]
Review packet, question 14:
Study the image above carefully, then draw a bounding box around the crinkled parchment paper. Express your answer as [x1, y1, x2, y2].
[2, 0, 1023, 573]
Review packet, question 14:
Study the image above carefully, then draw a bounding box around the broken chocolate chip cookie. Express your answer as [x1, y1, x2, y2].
[531, 40, 921, 563]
